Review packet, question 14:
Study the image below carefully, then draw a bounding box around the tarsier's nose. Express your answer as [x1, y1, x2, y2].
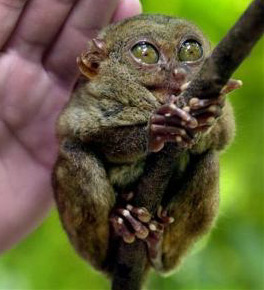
[172, 68, 187, 83]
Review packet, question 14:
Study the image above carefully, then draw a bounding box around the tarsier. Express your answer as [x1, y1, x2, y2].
[53, 15, 242, 277]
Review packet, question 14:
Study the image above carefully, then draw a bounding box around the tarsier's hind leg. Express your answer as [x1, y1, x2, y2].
[158, 150, 219, 273]
[53, 141, 115, 273]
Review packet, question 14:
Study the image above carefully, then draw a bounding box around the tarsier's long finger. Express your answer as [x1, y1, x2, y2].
[187, 79, 242, 111]
[150, 135, 192, 152]
[151, 124, 186, 136]
[110, 217, 135, 244]
[149, 136, 165, 152]
[157, 206, 175, 224]
[126, 205, 151, 223]
[191, 105, 222, 117]
[156, 104, 196, 126]
[120, 191, 134, 202]
[149, 220, 164, 233]
[193, 114, 216, 127]
[191, 125, 211, 134]
[221, 79, 243, 95]
[145, 229, 163, 265]
[151, 114, 194, 128]
[116, 209, 149, 239]
[188, 97, 225, 111]
[164, 134, 194, 148]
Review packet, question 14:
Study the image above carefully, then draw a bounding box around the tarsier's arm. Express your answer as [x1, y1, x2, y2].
[139, 97, 235, 272]
[159, 101, 235, 272]
[58, 100, 149, 163]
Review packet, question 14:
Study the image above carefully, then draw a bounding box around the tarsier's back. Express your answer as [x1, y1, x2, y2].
[53, 14, 237, 277]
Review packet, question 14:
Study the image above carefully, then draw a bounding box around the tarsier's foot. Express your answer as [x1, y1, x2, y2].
[110, 204, 151, 243]
[110, 204, 174, 270]
[149, 100, 198, 152]
[184, 79, 242, 133]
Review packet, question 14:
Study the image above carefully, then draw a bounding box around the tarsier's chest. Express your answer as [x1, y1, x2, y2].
[106, 152, 189, 195]
[107, 160, 146, 192]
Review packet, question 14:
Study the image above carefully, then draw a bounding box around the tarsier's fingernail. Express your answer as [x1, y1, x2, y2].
[123, 235, 135, 244]
[206, 117, 215, 125]
[126, 192, 134, 201]
[149, 223, 157, 231]
[175, 136, 182, 143]
[183, 106, 190, 113]
[137, 208, 151, 223]
[180, 129, 186, 136]
[181, 121, 187, 126]
[126, 204, 133, 211]
[221, 79, 243, 95]
[168, 217, 175, 223]
[122, 209, 130, 217]
[110, 217, 122, 233]
[180, 82, 190, 91]
[136, 228, 149, 240]
[237, 80, 243, 87]
[188, 118, 198, 128]
[157, 206, 163, 218]
[189, 98, 199, 107]
[208, 105, 217, 113]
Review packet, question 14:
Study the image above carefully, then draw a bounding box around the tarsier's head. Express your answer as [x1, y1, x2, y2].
[78, 14, 210, 103]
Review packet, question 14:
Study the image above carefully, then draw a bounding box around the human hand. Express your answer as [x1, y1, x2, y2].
[0, 0, 142, 253]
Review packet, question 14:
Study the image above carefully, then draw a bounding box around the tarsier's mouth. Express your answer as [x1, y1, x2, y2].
[146, 69, 190, 99]
[147, 81, 187, 97]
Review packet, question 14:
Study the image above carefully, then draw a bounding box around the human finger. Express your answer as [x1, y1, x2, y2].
[44, 0, 142, 84]
[44, 0, 119, 83]
[7, 0, 78, 61]
[0, 0, 29, 49]
[112, 0, 142, 22]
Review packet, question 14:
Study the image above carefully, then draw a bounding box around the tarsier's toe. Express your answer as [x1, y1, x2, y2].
[146, 206, 175, 242]
[126, 205, 151, 223]
[155, 103, 196, 125]
[221, 79, 242, 95]
[110, 216, 135, 244]
[185, 79, 242, 130]
[110, 205, 151, 243]
[157, 206, 175, 225]
[182, 96, 224, 133]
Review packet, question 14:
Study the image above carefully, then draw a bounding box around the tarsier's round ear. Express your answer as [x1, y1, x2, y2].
[77, 38, 107, 79]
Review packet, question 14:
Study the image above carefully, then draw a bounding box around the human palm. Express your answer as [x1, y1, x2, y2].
[0, 0, 141, 252]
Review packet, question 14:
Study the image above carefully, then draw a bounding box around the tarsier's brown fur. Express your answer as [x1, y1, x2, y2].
[53, 15, 235, 277]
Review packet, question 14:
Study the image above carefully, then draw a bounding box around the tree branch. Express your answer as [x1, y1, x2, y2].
[112, 0, 264, 289]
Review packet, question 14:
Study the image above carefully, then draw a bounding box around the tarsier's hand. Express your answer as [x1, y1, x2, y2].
[149, 79, 242, 152]
[149, 101, 197, 152]
[185, 79, 242, 134]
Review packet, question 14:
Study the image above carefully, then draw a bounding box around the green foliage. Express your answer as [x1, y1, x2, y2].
[1, 0, 263, 289]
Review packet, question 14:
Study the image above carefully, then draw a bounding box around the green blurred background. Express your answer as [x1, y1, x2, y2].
[1, 0, 263, 289]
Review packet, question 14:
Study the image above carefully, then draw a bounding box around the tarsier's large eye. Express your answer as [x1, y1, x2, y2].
[178, 40, 203, 62]
[131, 41, 159, 64]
